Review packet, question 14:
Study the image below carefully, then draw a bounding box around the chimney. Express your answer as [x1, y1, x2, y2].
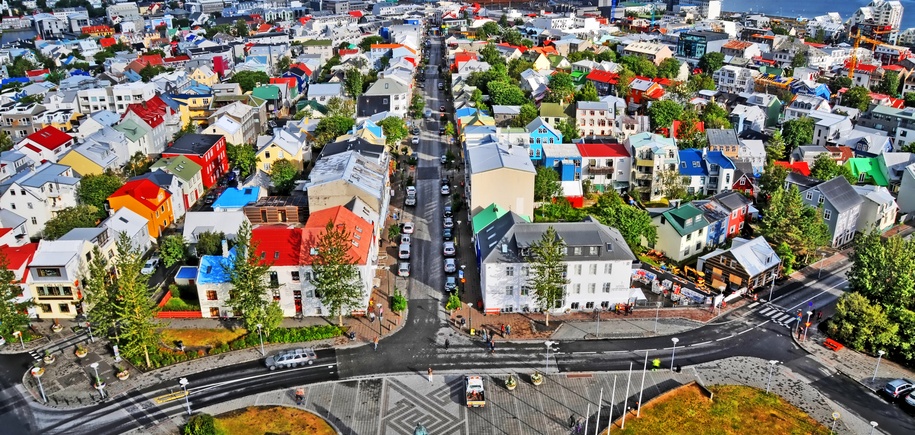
[221, 239, 229, 257]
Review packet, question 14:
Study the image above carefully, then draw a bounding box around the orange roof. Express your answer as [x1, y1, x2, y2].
[722, 40, 753, 50]
[257, 23, 272, 33]
[252, 226, 302, 267]
[301, 206, 373, 266]
[81, 25, 113, 34]
[530, 46, 558, 55]
[109, 178, 171, 212]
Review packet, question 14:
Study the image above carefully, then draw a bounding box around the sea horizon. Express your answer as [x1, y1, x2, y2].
[722, 0, 915, 31]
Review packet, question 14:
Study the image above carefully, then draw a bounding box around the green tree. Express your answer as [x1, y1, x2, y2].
[159, 234, 188, 268]
[313, 115, 355, 149]
[138, 64, 164, 82]
[470, 88, 485, 109]
[568, 50, 596, 63]
[83, 247, 116, 341]
[123, 151, 150, 177]
[358, 36, 385, 52]
[196, 231, 226, 256]
[758, 185, 830, 261]
[183, 413, 219, 435]
[544, 72, 575, 103]
[343, 67, 364, 98]
[698, 52, 724, 74]
[774, 242, 796, 275]
[275, 55, 292, 73]
[686, 73, 716, 93]
[444, 122, 456, 138]
[270, 159, 299, 195]
[78, 173, 123, 218]
[596, 50, 617, 62]
[847, 231, 915, 307]
[619, 55, 657, 78]
[506, 57, 533, 81]
[489, 81, 528, 106]
[234, 19, 249, 37]
[616, 68, 635, 98]
[758, 161, 789, 197]
[477, 21, 501, 39]
[656, 57, 681, 79]
[656, 169, 688, 200]
[827, 292, 899, 354]
[536, 197, 585, 222]
[766, 130, 787, 162]
[676, 108, 707, 149]
[700, 102, 731, 129]
[6, 56, 36, 77]
[875, 70, 900, 97]
[791, 51, 807, 68]
[446, 292, 462, 312]
[905, 92, 915, 108]
[229, 70, 270, 93]
[587, 192, 657, 248]
[378, 116, 408, 146]
[502, 28, 523, 46]
[324, 97, 355, 117]
[841, 86, 872, 111]
[43, 205, 100, 239]
[555, 119, 580, 141]
[410, 94, 425, 118]
[575, 80, 599, 102]
[528, 226, 567, 326]
[0, 131, 13, 152]
[809, 153, 855, 184]
[512, 103, 539, 127]
[781, 117, 814, 148]
[647, 99, 683, 130]
[226, 221, 277, 334]
[0, 251, 32, 343]
[226, 143, 257, 179]
[112, 233, 161, 368]
[499, 14, 509, 28]
[478, 42, 504, 66]
[309, 222, 364, 326]
[830, 76, 853, 92]
[534, 166, 562, 201]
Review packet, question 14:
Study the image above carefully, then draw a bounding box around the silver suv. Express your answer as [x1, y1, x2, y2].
[880, 378, 915, 401]
[265, 348, 317, 370]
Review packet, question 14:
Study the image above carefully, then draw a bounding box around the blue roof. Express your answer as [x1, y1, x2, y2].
[358, 120, 384, 139]
[678, 149, 706, 176]
[705, 150, 735, 169]
[455, 107, 479, 119]
[197, 248, 235, 284]
[176, 266, 198, 279]
[212, 186, 260, 210]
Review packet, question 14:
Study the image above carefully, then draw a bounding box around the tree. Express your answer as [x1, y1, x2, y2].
[758, 161, 789, 197]
[587, 192, 657, 248]
[647, 100, 683, 130]
[43, 205, 100, 239]
[774, 242, 796, 275]
[758, 185, 830, 261]
[555, 119, 580, 141]
[513, 103, 539, 127]
[575, 80, 599, 102]
[410, 94, 425, 118]
[534, 166, 562, 201]
[791, 51, 807, 68]
[324, 97, 355, 117]
[544, 72, 575, 103]
[478, 42, 504, 66]
[686, 73, 716, 93]
[766, 130, 787, 162]
[615, 68, 635, 98]
[357, 35, 384, 52]
[78, 173, 123, 218]
[229, 71, 270, 93]
[847, 231, 915, 308]
[83, 246, 117, 340]
[477, 21, 501, 39]
[700, 102, 731, 130]
[568, 51, 596, 63]
[270, 159, 299, 195]
[275, 56, 292, 73]
[6, 56, 36, 78]
[309, 222, 364, 326]
[234, 19, 249, 37]
[0, 132, 12, 152]
[226, 221, 278, 334]
[112, 233, 161, 368]
[226, 143, 257, 179]
[619, 55, 657, 78]
[313, 115, 355, 149]
[499, 14, 509, 27]
[827, 292, 899, 354]
[781, 117, 814, 148]
[906, 92, 915, 108]
[810, 153, 855, 184]
[444, 122, 456, 138]
[676, 108, 707, 149]
[138, 64, 165, 82]
[698, 52, 724, 74]
[159, 235, 188, 268]
[507, 57, 533, 81]
[830, 76, 853, 93]
[596, 50, 617, 63]
[528, 227, 567, 326]
[656, 169, 688, 200]
[470, 88, 485, 109]
[196, 231, 226, 256]
[0, 251, 32, 343]
[489, 81, 528, 106]
[378, 116, 408, 146]
[446, 292, 462, 312]
[841, 86, 872, 111]
[123, 151, 150, 177]
[343, 67, 364, 98]
[502, 28, 523, 46]
[657, 57, 682, 79]
[875, 70, 900, 97]
[183, 413, 218, 435]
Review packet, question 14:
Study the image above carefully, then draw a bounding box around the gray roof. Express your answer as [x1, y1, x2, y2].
[88, 110, 121, 127]
[785, 172, 820, 190]
[492, 105, 521, 115]
[479, 212, 636, 264]
[364, 77, 409, 96]
[706, 128, 739, 146]
[467, 142, 536, 175]
[0, 209, 26, 228]
[804, 176, 863, 212]
[701, 236, 779, 277]
[307, 83, 342, 98]
[712, 191, 750, 212]
[18, 163, 80, 188]
[58, 227, 106, 242]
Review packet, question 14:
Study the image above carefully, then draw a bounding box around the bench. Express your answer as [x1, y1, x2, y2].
[824, 338, 844, 351]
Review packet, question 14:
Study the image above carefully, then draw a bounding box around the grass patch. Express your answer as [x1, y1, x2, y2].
[160, 328, 248, 348]
[613, 384, 829, 435]
[215, 406, 335, 435]
[162, 295, 199, 311]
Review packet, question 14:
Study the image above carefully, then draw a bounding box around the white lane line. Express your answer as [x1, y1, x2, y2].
[757, 320, 771, 327]
[786, 279, 849, 311]
[690, 341, 712, 347]
[715, 336, 731, 342]
[759, 307, 775, 316]
[737, 328, 752, 335]
[747, 302, 760, 309]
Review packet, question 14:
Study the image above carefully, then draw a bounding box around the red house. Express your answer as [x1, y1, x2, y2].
[774, 161, 811, 177]
[732, 170, 756, 197]
[711, 191, 752, 238]
[162, 134, 228, 188]
[16, 126, 74, 163]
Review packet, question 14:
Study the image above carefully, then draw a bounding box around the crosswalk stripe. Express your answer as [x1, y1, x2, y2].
[747, 302, 760, 309]
[772, 313, 791, 323]
[759, 307, 775, 316]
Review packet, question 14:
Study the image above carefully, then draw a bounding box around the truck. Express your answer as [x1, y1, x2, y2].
[465, 375, 485, 407]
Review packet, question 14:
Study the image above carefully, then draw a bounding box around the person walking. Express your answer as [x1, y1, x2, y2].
[427, 367, 434, 384]
[373, 336, 379, 351]
[489, 339, 495, 354]
[505, 324, 511, 335]
[569, 415, 576, 429]
[500, 324, 505, 337]
[444, 338, 450, 349]
[816, 311, 823, 322]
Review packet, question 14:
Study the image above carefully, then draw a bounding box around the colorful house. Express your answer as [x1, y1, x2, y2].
[106, 178, 174, 239]
[525, 117, 563, 162]
[162, 134, 228, 188]
[845, 157, 889, 186]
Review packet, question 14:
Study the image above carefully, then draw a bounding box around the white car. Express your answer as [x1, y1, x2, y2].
[443, 217, 454, 229]
[401, 234, 412, 245]
[444, 258, 457, 273]
[406, 186, 416, 196]
[412, 136, 420, 145]
[440, 155, 447, 164]
[402, 222, 415, 234]
[441, 185, 450, 196]
[141, 257, 160, 275]
[398, 262, 410, 277]
[443, 241, 456, 257]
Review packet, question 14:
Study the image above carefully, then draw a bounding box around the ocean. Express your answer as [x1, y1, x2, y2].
[721, 0, 915, 31]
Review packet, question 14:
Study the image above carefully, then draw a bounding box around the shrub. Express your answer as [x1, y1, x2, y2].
[183, 413, 219, 435]
[390, 289, 408, 313]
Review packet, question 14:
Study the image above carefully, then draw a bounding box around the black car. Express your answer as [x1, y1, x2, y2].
[442, 228, 453, 241]
[439, 126, 446, 134]
[443, 205, 453, 218]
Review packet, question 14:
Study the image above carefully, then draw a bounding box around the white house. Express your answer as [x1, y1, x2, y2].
[0, 162, 80, 238]
[647, 203, 711, 262]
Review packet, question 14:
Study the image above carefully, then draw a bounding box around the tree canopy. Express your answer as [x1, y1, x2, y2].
[0, 251, 32, 342]
[698, 52, 724, 74]
[699, 102, 731, 130]
[809, 153, 855, 184]
[313, 116, 355, 149]
[528, 226, 567, 325]
[534, 166, 562, 201]
[77, 173, 123, 219]
[43, 205, 100, 239]
[657, 57, 682, 79]
[226, 143, 257, 179]
[378, 116, 408, 146]
[229, 71, 270, 93]
[226, 221, 282, 335]
[647, 100, 683, 130]
[841, 86, 872, 111]
[310, 222, 364, 326]
[270, 159, 299, 195]
[619, 55, 657, 78]
[781, 117, 815, 148]
[875, 70, 900, 97]
[758, 185, 830, 261]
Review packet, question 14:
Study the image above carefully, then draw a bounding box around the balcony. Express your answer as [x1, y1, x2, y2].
[588, 166, 615, 175]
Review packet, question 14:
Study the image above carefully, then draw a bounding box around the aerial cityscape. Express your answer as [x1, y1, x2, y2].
[2, 0, 915, 434]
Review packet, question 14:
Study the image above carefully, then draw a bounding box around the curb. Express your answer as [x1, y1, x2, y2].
[791, 331, 879, 394]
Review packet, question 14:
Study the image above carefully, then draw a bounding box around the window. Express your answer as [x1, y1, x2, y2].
[585, 301, 595, 309]
[573, 247, 582, 255]
[570, 302, 580, 310]
[506, 286, 514, 295]
[304, 271, 312, 281]
[272, 289, 281, 301]
[603, 282, 611, 293]
[600, 301, 610, 309]
[818, 195, 824, 205]
[206, 290, 218, 300]
[729, 225, 736, 234]
[589, 246, 598, 255]
[291, 271, 300, 281]
[824, 209, 832, 220]
[506, 266, 514, 276]
[589, 264, 597, 274]
[521, 266, 530, 276]
[805, 191, 813, 200]
[574, 264, 582, 275]
[573, 283, 581, 294]
[604, 264, 613, 274]
[36, 268, 61, 277]
[58, 303, 70, 313]
[40, 304, 52, 313]
[588, 283, 596, 293]
[521, 285, 531, 296]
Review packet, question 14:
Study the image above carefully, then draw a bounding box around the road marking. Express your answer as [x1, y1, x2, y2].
[577, 352, 597, 355]
[757, 320, 771, 327]
[186, 363, 337, 395]
[747, 302, 760, 309]
[715, 336, 730, 341]
[759, 307, 775, 316]
[690, 341, 712, 347]
[787, 279, 848, 311]
[737, 328, 752, 335]
[153, 390, 187, 404]
[633, 349, 656, 353]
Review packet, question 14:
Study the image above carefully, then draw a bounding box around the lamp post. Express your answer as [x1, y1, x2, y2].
[818, 252, 827, 279]
[831, 412, 840, 434]
[544, 340, 557, 373]
[89, 362, 104, 399]
[803, 310, 813, 342]
[12, 331, 24, 349]
[460, 265, 466, 295]
[872, 350, 885, 382]
[31, 367, 47, 403]
[595, 307, 601, 338]
[768, 266, 779, 303]
[670, 337, 679, 372]
[180, 377, 191, 415]
[256, 323, 265, 357]
[869, 421, 878, 435]
[653, 301, 662, 334]
[765, 360, 779, 394]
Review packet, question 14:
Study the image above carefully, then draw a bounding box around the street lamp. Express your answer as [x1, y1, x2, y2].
[831, 412, 841, 434]
[256, 323, 265, 357]
[872, 350, 885, 382]
[818, 252, 827, 279]
[803, 310, 813, 341]
[654, 301, 662, 334]
[765, 360, 779, 394]
[179, 378, 191, 415]
[12, 330, 24, 349]
[869, 421, 878, 435]
[670, 337, 679, 372]
[89, 362, 104, 399]
[544, 340, 557, 373]
[31, 367, 47, 403]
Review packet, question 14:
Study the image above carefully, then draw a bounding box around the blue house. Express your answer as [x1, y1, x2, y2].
[790, 80, 832, 101]
[526, 117, 563, 163]
[541, 144, 582, 181]
[693, 199, 730, 247]
[678, 149, 737, 196]
[212, 186, 261, 212]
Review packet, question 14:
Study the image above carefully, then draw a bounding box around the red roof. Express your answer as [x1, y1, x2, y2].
[804, 41, 827, 48]
[99, 37, 117, 48]
[123, 95, 169, 128]
[0, 228, 9, 238]
[348, 10, 364, 18]
[252, 226, 302, 267]
[883, 64, 905, 71]
[109, 178, 171, 212]
[576, 143, 630, 158]
[845, 61, 878, 73]
[671, 120, 705, 139]
[339, 48, 359, 56]
[774, 161, 811, 176]
[25, 126, 72, 150]
[164, 55, 190, 63]
[496, 42, 528, 53]
[140, 54, 164, 66]
[0, 242, 39, 282]
[585, 70, 619, 84]
[257, 23, 272, 33]
[26, 69, 49, 77]
[269, 77, 297, 90]
[302, 206, 373, 266]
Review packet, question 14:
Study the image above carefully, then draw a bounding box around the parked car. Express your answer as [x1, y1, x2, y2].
[406, 186, 416, 196]
[141, 257, 160, 275]
[398, 262, 410, 277]
[443, 205, 453, 218]
[402, 222, 415, 234]
[905, 391, 915, 409]
[440, 105, 445, 112]
[401, 234, 411, 245]
[265, 348, 317, 370]
[442, 228, 453, 241]
[444, 258, 457, 273]
[411, 136, 420, 145]
[880, 379, 915, 401]
[441, 155, 447, 164]
[445, 276, 457, 292]
[439, 126, 445, 134]
[441, 184, 450, 195]
[443, 217, 454, 229]
[443, 241, 456, 257]
[424, 108, 433, 118]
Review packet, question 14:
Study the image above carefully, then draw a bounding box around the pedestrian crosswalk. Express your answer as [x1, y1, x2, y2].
[757, 305, 801, 328]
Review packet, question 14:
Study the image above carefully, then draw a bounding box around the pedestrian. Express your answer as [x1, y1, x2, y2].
[379, 306, 384, 317]
[444, 338, 450, 349]
[373, 336, 379, 351]
[576, 421, 583, 434]
[500, 324, 505, 337]
[505, 324, 511, 335]
[569, 415, 576, 428]
[370, 312, 376, 323]
[428, 367, 434, 384]
[817, 311, 823, 322]
[489, 340, 495, 353]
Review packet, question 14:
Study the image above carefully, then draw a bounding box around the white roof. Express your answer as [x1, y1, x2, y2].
[182, 211, 249, 243]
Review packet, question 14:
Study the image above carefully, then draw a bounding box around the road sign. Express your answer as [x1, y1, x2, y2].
[458, 270, 464, 279]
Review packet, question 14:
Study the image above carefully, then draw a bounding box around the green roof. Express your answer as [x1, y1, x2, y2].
[539, 102, 571, 118]
[113, 119, 150, 142]
[662, 204, 710, 237]
[300, 39, 333, 46]
[296, 99, 328, 114]
[252, 85, 281, 100]
[150, 155, 203, 182]
[473, 203, 530, 234]
[845, 158, 888, 186]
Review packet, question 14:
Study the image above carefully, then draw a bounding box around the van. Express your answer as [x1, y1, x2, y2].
[399, 243, 411, 259]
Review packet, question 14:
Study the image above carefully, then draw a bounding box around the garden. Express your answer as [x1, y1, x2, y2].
[182, 407, 335, 435]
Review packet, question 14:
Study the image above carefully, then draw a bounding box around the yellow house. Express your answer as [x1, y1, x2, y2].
[173, 92, 213, 126]
[190, 65, 219, 87]
[255, 124, 311, 174]
[58, 146, 109, 175]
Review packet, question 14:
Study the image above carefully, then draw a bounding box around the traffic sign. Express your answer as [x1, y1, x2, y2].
[458, 270, 464, 279]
